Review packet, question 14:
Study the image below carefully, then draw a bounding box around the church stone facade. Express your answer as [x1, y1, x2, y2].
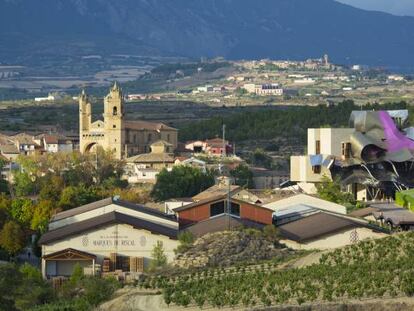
[79, 83, 178, 159]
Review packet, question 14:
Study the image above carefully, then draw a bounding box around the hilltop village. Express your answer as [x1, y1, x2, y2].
[2, 79, 414, 309]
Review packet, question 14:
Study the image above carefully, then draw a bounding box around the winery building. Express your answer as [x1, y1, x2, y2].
[39, 197, 179, 279]
[171, 184, 274, 237]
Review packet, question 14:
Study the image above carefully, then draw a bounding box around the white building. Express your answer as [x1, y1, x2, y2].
[243, 83, 283, 96]
[36, 135, 73, 153]
[290, 128, 355, 194]
[388, 75, 405, 82]
[39, 197, 179, 279]
[197, 85, 214, 93]
[35, 95, 55, 102]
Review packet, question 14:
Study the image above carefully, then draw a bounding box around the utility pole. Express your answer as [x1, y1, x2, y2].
[8, 159, 14, 198]
[227, 176, 231, 230]
[222, 124, 226, 158]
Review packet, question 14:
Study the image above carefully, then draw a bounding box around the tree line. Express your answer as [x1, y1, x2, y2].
[178, 100, 410, 143]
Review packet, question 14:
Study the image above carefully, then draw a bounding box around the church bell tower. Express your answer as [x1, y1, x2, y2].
[79, 89, 92, 153]
[104, 82, 125, 159]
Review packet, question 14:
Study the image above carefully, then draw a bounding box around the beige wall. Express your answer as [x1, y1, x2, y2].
[280, 227, 386, 250]
[49, 203, 179, 230]
[307, 128, 354, 156]
[290, 155, 332, 183]
[43, 224, 179, 267]
[125, 130, 177, 157]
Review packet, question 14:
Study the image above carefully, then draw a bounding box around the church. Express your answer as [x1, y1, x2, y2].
[79, 82, 178, 159]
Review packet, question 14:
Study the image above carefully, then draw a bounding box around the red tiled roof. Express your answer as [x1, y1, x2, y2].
[124, 120, 177, 131]
[43, 135, 59, 144]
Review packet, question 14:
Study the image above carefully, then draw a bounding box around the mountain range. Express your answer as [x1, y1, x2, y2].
[338, 0, 414, 17]
[1, 0, 414, 69]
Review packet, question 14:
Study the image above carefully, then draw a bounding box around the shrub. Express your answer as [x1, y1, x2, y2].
[175, 231, 195, 254]
[263, 225, 280, 241]
[150, 241, 168, 270]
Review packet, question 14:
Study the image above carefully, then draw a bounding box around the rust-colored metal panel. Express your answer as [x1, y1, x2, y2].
[240, 202, 273, 225]
[178, 204, 210, 225]
[178, 200, 273, 226]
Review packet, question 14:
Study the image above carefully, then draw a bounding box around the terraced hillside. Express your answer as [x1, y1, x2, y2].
[141, 232, 414, 308]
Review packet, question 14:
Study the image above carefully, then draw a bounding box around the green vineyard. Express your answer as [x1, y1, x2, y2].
[140, 232, 414, 308]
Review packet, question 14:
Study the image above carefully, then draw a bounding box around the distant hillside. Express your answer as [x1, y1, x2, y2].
[2, 0, 414, 69]
[338, 0, 414, 17]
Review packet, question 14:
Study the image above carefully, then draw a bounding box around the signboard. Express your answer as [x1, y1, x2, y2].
[81, 229, 147, 248]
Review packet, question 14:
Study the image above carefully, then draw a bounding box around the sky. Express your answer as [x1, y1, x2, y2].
[337, 0, 414, 16]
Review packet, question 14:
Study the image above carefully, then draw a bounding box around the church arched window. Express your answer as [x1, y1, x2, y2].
[113, 106, 118, 116]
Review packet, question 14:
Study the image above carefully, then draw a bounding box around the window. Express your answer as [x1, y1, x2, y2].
[341, 142, 351, 158]
[113, 106, 118, 116]
[392, 117, 402, 128]
[230, 202, 240, 216]
[312, 165, 321, 174]
[133, 134, 137, 143]
[315, 140, 321, 154]
[113, 125, 116, 129]
[210, 201, 225, 217]
[167, 134, 170, 141]
[210, 201, 240, 217]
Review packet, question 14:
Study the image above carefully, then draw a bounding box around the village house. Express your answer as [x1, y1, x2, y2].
[185, 138, 233, 156]
[124, 141, 175, 184]
[33, 134, 73, 153]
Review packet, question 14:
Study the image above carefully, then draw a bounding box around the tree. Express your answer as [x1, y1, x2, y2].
[235, 87, 248, 96]
[15, 263, 53, 310]
[13, 171, 36, 197]
[0, 159, 9, 194]
[58, 185, 100, 211]
[93, 147, 125, 185]
[31, 200, 55, 232]
[0, 221, 26, 257]
[0, 194, 10, 228]
[151, 166, 215, 201]
[316, 175, 355, 205]
[250, 148, 273, 169]
[99, 187, 151, 204]
[230, 164, 254, 188]
[39, 175, 65, 203]
[9, 198, 33, 226]
[150, 241, 167, 270]
[0, 264, 22, 311]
